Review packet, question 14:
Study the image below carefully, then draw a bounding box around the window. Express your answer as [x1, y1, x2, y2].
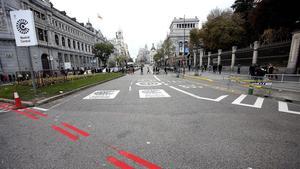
[73, 40, 76, 49]
[68, 39, 71, 48]
[55, 34, 59, 45]
[41, 13, 46, 20]
[85, 44, 87, 52]
[77, 42, 80, 50]
[62, 37, 65, 47]
[44, 30, 48, 42]
[37, 28, 44, 41]
[81, 43, 84, 51]
[34, 11, 40, 18]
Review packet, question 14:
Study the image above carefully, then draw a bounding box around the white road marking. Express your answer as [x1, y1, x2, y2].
[129, 81, 133, 91]
[139, 89, 171, 98]
[232, 94, 264, 108]
[32, 107, 49, 111]
[153, 75, 161, 82]
[169, 86, 228, 102]
[83, 90, 120, 100]
[136, 82, 162, 87]
[278, 101, 300, 115]
[0, 109, 9, 113]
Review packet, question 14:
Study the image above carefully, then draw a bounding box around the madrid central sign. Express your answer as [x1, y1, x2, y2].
[10, 10, 38, 46]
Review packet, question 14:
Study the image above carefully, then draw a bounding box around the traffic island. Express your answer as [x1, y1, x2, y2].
[0, 73, 124, 106]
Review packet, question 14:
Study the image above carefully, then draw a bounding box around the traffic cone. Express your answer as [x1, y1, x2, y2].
[14, 92, 22, 109]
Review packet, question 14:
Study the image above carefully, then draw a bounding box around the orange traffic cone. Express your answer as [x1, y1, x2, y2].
[14, 92, 22, 109]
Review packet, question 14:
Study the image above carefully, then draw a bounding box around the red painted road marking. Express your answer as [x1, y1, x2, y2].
[61, 122, 90, 137]
[119, 150, 162, 169]
[107, 156, 135, 169]
[51, 125, 79, 141]
[23, 108, 48, 117]
[12, 110, 39, 120]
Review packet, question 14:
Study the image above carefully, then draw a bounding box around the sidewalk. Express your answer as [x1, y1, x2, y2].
[169, 70, 300, 104]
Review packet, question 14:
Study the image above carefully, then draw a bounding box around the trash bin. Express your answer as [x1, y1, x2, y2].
[248, 85, 254, 95]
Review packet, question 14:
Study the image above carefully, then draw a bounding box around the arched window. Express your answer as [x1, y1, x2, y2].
[55, 34, 59, 45]
[67, 38, 71, 48]
[77, 42, 80, 50]
[73, 40, 76, 49]
[61, 37, 65, 47]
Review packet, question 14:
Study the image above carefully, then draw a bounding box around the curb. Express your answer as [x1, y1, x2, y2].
[184, 75, 214, 82]
[0, 74, 125, 107]
[182, 75, 300, 105]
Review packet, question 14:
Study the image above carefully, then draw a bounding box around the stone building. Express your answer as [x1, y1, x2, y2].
[0, 0, 105, 75]
[136, 44, 150, 64]
[168, 17, 199, 57]
[149, 43, 156, 65]
[110, 30, 130, 59]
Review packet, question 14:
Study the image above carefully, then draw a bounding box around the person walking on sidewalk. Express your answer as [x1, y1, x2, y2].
[147, 66, 150, 74]
[218, 64, 223, 74]
[237, 64, 241, 74]
[164, 67, 168, 75]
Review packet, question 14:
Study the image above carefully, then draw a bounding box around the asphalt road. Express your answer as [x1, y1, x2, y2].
[1, 69, 300, 169]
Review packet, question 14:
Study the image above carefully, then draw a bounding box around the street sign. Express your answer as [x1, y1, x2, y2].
[10, 10, 38, 46]
[64, 62, 71, 69]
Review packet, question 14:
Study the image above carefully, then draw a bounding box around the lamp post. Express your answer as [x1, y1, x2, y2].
[193, 48, 199, 76]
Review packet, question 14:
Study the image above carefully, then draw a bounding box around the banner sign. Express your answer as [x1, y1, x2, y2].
[10, 10, 38, 46]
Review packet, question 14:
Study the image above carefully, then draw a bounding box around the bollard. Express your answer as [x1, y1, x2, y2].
[248, 85, 254, 95]
[14, 92, 22, 109]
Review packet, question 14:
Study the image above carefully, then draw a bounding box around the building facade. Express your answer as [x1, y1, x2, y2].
[0, 0, 105, 75]
[168, 17, 199, 57]
[110, 30, 130, 59]
[149, 43, 156, 65]
[136, 44, 150, 64]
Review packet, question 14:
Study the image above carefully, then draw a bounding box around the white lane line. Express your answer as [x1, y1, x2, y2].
[232, 94, 264, 108]
[32, 107, 49, 111]
[129, 81, 133, 91]
[153, 75, 161, 82]
[48, 97, 74, 110]
[278, 101, 300, 115]
[169, 86, 228, 102]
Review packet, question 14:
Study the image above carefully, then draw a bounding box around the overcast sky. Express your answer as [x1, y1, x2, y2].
[50, 0, 234, 58]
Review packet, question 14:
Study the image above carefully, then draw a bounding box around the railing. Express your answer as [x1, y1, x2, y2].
[265, 74, 300, 83]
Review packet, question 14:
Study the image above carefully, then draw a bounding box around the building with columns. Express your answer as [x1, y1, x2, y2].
[109, 30, 130, 59]
[168, 17, 199, 57]
[136, 44, 150, 64]
[0, 0, 105, 75]
[149, 43, 156, 65]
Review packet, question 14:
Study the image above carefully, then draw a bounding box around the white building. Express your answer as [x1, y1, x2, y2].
[136, 44, 150, 64]
[0, 0, 106, 76]
[110, 30, 130, 59]
[168, 17, 199, 56]
[149, 43, 156, 64]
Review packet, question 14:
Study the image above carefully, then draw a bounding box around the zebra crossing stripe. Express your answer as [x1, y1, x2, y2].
[278, 101, 300, 115]
[232, 94, 264, 109]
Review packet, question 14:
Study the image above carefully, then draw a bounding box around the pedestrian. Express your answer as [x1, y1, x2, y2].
[141, 66, 143, 75]
[237, 64, 241, 74]
[147, 66, 150, 74]
[164, 67, 167, 75]
[268, 64, 274, 79]
[218, 64, 222, 74]
[249, 64, 256, 77]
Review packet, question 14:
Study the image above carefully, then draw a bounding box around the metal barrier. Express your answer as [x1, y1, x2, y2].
[228, 74, 273, 96]
[265, 74, 300, 83]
